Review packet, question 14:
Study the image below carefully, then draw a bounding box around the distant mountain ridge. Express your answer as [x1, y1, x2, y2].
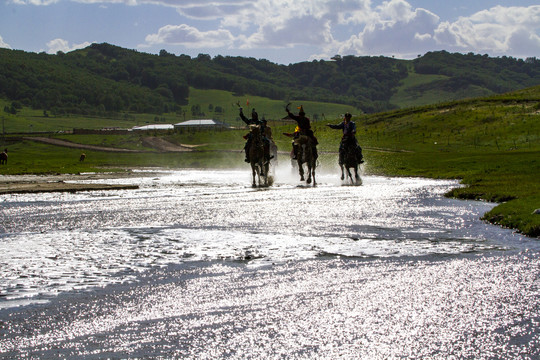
[1, 43, 539, 115]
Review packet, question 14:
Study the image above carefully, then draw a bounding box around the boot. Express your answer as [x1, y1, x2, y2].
[292, 145, 298, 160]
[356, 146, 364, 163]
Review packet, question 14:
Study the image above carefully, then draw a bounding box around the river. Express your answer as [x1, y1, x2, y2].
[0, 168, 538, 359]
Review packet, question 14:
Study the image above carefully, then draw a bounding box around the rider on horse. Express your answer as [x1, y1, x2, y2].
[284, 105, 318, 160]
[240, 107, 271, 163]
[326, 112, 363, 165]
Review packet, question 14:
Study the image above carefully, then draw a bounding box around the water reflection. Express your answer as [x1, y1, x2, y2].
[1, 170, 539, 359]
[0, 170, 533, 308]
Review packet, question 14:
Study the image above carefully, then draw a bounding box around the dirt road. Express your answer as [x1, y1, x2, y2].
[24, 136, 194, 152]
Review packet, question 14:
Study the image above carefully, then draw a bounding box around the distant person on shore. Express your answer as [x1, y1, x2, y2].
[0, 148, 7, 165]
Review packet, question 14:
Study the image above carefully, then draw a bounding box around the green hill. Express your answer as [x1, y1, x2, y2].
[1, 44, 539, 117]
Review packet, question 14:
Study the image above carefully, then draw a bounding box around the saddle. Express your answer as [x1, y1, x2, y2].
[294, 135, 310, 145]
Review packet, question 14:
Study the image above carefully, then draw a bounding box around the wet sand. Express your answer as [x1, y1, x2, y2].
[0, 171, 162, 194]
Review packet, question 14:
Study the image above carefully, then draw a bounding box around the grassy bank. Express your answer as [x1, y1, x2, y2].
[363, 148, 540, 237]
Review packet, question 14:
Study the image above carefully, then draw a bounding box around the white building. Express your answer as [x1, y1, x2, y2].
[131, 124, 174, 131]
[173, 119, 227, 131]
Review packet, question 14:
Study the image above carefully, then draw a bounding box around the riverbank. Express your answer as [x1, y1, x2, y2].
[0, 171, 165, 194]
[363, 148, 540, 238]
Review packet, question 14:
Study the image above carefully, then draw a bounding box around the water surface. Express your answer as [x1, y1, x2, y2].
[0, 169, 538, 359]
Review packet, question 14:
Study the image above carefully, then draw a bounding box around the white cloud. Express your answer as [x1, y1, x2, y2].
[0, 35, 12, 49]
[433, 5, 540, 57]
[46, 39, 92, 54]
[10, 0, 59, 4]
[240, 16, 334, 49]
[144, 24, 235, 48]
[142, 0, 365, 52]
[506, 29, 540, 56]
[329, 0, 439, 58]
[15, 0, 540, 61]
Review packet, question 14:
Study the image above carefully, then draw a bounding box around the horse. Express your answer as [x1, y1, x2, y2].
[247, 125, 269, 187]
[295, 134, 317, 186]
[340, 140, 362, 185]
[265, 140, 278, 185]
[0, 149, 7, 165]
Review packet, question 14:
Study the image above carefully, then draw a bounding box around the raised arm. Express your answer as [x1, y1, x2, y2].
[239, 109, 250, 125]
[326, 123, 344, 130]
[287, 110, 300, 121]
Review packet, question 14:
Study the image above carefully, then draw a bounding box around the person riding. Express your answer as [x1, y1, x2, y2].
[284, 105, 318, 160]
[259, 118, 271, 139]
[326, 112, 363, 164]
[240, 107, 271, 163]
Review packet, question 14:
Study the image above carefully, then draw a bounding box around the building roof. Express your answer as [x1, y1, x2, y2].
[131, 124, 174, 131]
[174, 119, 222, 126]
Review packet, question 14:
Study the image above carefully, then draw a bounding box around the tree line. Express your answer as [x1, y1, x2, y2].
[1, 43, 539, 116]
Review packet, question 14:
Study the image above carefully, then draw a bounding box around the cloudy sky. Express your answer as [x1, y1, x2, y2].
[1, 0, 539, 64]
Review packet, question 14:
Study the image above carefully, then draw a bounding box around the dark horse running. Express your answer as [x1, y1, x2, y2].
[340, 139, 362, 185]
[327, 113, 363, 185]
[294, 134, 318, 186]
[248, 125, 269, 187]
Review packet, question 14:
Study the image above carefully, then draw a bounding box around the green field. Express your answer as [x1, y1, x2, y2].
[1, 86, 539, 237]
[0, 88, 357, 133]
[390, 70, 497, 108]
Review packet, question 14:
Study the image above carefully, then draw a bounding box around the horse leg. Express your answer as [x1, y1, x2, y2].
[311, 163, 316, 186]
[354, 165, 360, 183]
[259, 162, 266, 187]
[263, 162, 269, 186]
[298, 160, 305, 181]
[340, 164, 345, 180]
[251, 165, 257, 187]
[306, 164, 312, 184]
[346, 167, 353, 184]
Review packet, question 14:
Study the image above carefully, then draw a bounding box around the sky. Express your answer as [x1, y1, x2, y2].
[1, 0, 539, 65]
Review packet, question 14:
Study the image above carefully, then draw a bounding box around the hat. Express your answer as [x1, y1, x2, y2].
[344, 112, 352, 118]
[298, 105, 305, 115]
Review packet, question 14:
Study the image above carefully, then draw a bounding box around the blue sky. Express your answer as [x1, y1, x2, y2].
[1, 0, 539, 64]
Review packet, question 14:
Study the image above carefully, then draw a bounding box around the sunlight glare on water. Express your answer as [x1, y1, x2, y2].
[0, 169, 539, 359]
[0, 169, 530, 307]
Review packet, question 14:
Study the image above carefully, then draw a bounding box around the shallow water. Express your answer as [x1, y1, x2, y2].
[0, 169, 539, 358]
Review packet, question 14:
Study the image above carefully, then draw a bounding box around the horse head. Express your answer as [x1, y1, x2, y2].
[249, 124, 260, 135]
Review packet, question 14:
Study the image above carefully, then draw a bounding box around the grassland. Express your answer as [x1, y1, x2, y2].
[1, 86, 539, 237]
[389, 70, 495, 108]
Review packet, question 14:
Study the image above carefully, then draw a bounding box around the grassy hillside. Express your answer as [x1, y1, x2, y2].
[390, 71, 494, 108]
[187, 88, 358, 124]
[1, 86, 539, 237]
[0, 88, 356, 134]
[2, 45, 539, 117]
[359, 86, 540, 237]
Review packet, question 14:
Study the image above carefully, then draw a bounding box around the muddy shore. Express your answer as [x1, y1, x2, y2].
[0, 171, 163, 195]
